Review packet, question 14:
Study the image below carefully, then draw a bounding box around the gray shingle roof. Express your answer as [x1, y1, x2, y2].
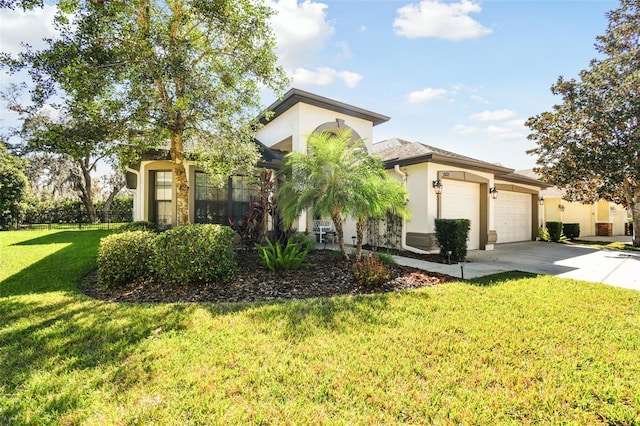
[372, 138, 551, 188]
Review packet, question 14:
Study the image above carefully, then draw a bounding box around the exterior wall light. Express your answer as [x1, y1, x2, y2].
[538, 196, 544, 205]
[489, 187, 498, 199]
[432, 179, 442, 195]
[559, 204, 565, 212]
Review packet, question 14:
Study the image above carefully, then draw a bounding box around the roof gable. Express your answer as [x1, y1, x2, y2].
[260, 88, 390, 127]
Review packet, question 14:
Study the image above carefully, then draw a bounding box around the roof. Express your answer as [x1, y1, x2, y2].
[373, 138, 551, 188]
[373, 137, 514, 175]
[514, 169, 558, 192]
[498, 171, 553, 188]
[259, 88, 390, 127]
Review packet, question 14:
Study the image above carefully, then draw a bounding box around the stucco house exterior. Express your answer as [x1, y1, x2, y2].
[537, 185, 630, 237]
[126, 88, 551, 252]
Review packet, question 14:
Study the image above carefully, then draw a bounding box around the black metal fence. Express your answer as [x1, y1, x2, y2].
[7, 205, 133, 231]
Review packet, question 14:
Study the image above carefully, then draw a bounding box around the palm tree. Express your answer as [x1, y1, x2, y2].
[352, 174, 410, 260]
[277, 130, 408, 259]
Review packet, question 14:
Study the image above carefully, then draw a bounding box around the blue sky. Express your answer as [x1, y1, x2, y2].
[1, 0, 618, 170]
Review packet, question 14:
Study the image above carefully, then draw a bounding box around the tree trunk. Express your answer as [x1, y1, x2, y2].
[631, 186, 640, 247]
[170, 130, 189, 226]
[78, 157, 96, 223]
[103, 183, 123, 219]
[355, 218, 365, 261]
[331, 211, 348, 259]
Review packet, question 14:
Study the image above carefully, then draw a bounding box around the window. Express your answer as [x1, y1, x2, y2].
[154, 171, 172, 228]
[194, 173, 258, 224]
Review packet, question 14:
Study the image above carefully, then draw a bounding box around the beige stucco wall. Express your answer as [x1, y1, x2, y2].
[544, 199, 596, 237]
[256, 102, 375, 152]
[132, 160, 204, 228]
[400, 162, 495, 243]
[542, 199, 629, 237]
[256, 102, 376, 238]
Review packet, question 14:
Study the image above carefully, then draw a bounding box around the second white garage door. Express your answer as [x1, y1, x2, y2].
[441, 180, 480, 250]
[494, 191, 531, 243]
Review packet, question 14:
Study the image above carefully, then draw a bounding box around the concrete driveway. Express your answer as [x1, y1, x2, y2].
[466, 240, 640, 291]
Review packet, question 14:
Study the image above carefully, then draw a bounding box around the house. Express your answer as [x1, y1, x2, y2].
[126, 88, 551, 251]
[537, 184, 630, 237]
[372, 139, 551, 252]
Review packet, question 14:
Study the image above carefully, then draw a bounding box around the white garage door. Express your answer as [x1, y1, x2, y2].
[494, 191, 531, 243]
[441, 180, 480, 250]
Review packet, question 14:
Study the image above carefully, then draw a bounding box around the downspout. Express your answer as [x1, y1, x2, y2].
[125, 167, 142, 222]
[393, 165, 428, 254]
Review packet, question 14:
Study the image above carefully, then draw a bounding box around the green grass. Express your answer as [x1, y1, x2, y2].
[573, 239, 640, 252]
[1, 230, 639, 425]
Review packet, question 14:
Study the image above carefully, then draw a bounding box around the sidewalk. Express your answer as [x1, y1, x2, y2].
[330, 241, 640, 291]
[390, 255, 509, 280]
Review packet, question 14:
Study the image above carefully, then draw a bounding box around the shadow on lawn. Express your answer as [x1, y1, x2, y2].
[1, 230, 113, 297]
[0, 296, 193, 423]
[464, 271, 539, 287]
[237, 291, 425, 341]
[0, 230, 196, 423]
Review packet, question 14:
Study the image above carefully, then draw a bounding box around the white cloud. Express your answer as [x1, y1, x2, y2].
[0, 4, 58, 56]
[470, 94, 489, 104]
[471, 109, 516, 122]
[335, 41, 352, 61]
[453, 115, 526, 141]
[289, 67, 363, 88]
[393, 0, 492, 41]
[486, 124, 524, 141]
[452, 124, 480, 135]
[407, 87, 448, 104]
[269, 0, 335, 69]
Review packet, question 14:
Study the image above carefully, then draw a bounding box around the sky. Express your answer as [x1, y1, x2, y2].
[0, 0, 618, 171]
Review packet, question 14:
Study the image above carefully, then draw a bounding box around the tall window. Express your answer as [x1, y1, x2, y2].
[154, 171, 172, 228]
[194, 172, 257, 224]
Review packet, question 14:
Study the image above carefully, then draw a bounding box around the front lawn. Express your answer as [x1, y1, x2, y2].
[1, 230, 639, 424]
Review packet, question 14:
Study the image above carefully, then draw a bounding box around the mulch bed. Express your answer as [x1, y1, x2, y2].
[80, 249, 456, 304]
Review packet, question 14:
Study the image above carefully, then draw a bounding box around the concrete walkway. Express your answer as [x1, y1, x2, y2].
[383, 237, 640, 291]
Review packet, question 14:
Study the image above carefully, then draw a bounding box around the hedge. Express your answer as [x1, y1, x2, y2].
[546, 221, 563, 242]
[434, 218, 471, 262]
[152, 224, 237, 286]
[562, 223, 580, 240]
[98, 231, 157, 288]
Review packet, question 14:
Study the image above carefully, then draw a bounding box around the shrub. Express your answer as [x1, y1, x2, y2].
[287, 232, 315, 252]
[153, 224, 237, 286]
[95, 196, 134, 222]
[98, 231, 156, 288]
[434, 218, 471, 262]
[546, 221, 563, 242]
[562, 223, 580, 240]
[255, 237, 313, 272]
[374, 252, 396, 265]
[116, 220, 158, 233]
[352, 253, 391, 287]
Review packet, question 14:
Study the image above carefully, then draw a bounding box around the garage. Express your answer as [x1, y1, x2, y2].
[494, 191, 531, 243]
[441, 180, 480, 250]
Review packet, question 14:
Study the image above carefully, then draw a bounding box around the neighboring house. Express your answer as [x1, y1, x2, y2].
[126, 88, 551, 251]
[534, 181, 630, 237]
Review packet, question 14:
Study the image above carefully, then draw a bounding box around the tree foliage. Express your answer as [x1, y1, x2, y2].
[0, 142, 29, 229]
[277, 131, 409, 259]
[2, 0, 288, 225]
[526, 0, 640, 246]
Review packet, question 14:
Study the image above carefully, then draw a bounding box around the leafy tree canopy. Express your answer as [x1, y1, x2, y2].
[526, 0, 640, 246]
[2, 0, 288, 225]
[0, 141, 29, 228]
